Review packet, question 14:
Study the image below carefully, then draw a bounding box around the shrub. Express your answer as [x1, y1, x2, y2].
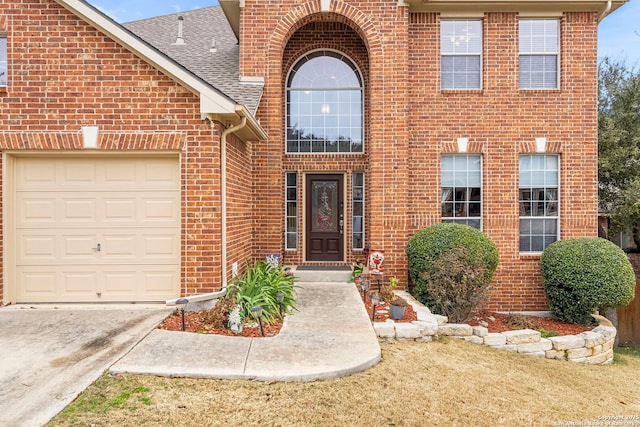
[406, 223, 499, 317]
[427, 248, 492, 323]
[226, 261, 298, 324]
[541, 237, 636, 326]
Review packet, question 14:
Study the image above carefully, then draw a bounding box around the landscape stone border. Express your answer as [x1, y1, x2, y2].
[373, 291, 616, 365]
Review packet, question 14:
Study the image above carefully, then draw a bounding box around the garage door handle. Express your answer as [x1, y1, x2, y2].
[92, 243, 101, 252]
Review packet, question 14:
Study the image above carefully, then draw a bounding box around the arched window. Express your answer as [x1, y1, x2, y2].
[286, 50, 363, 153]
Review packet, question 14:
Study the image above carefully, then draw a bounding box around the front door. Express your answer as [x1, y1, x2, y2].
[306, 174, 344, 261]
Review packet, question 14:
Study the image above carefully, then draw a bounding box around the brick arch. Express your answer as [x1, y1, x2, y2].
[267, 1, 382, 61]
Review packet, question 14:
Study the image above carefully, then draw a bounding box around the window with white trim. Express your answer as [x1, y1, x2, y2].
[0, 34, 7, 86]
[441, 154, 482, 229]
[286, 50, 363, 153]
[285, 172, 298, 250]
[519, 19, 559, 89]
[352, 172, 365, 250]
[441, 20, 482, 90]
[519, 154, 559, 252]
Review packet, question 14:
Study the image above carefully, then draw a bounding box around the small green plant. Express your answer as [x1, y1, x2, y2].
[226, 261, 298, 324]
[541, 237, 636, 326]
[538, 328, 560, 338]
[349, 262, 364, 283]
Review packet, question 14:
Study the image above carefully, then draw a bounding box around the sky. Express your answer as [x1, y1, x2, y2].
[87, 0, 640, 63]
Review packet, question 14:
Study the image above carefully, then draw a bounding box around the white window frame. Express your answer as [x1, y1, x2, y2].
[285, 49, 364, 154]
[0, 32, 7, 86]
[352, 172, 365, 250]
[441, 19, 483, 90]
[519, 154, 560, 253]
[519, 18, 560, 90]
[441, 154, 483, 229]
[285, 172, 298, 250]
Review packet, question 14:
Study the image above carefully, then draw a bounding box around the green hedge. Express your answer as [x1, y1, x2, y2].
[406, 223, 499, 312]
[541, 237, 636, 326]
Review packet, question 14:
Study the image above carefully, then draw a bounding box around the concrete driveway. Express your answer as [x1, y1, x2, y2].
[0, 305, 171, 427]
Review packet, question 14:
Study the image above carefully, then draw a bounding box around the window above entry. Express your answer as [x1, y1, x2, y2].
[286, 50, 364, 154]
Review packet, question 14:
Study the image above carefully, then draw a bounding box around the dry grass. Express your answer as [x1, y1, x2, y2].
[49, 339, 640, 427]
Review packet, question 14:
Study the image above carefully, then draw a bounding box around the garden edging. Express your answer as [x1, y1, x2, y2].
[373, 291, 616, 365]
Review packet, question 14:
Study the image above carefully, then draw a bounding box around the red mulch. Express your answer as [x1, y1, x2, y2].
[159, 310, 283, 338]
[468, 310, 593, 336]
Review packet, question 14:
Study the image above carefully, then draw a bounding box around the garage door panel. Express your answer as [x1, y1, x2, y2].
[13, 156, 181, 303]
[142, 270, 180, 295]
[64, 199, 97, 221]
[63, 271, 99, 294]
[20, 198, 56, 224]
[104, 271, 138, 294]
[16, 270, 57, 300]
[19, 235, 57, 260]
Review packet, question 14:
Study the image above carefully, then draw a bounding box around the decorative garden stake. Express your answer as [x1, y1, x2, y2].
[228, 305, 243, 333]
[176, 298, 188, 331]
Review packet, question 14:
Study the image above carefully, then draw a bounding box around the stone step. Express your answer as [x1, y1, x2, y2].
[293, 268, 352, 283]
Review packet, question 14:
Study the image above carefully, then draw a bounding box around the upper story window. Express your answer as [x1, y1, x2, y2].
[519, 154, 559, 252]
[441, 154, 482, 229]
[441, 20, 482, 90]
[286, 50, 363, 153]
[0, 34, 7, 86]
[519, 19, 559, 89]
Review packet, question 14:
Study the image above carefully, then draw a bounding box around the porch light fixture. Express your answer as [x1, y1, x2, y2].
[535, 137, 547, 153]
[370, 294, 380, 322]
[176, 298, 188, 331]
[251, 305, 265, 336]
[275, 291, 285, 317]
[457, 137, 469, 153]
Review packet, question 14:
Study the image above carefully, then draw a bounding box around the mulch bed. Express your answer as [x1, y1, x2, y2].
[159, 297, 593, 339]
[159, 310, 283, 338]
[468, 310, 593, 336]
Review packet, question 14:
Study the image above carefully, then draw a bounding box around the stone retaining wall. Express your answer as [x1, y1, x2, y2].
[373, 291, 616, 365]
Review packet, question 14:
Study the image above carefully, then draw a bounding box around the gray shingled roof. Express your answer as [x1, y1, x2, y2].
[123, 7, 263, 114]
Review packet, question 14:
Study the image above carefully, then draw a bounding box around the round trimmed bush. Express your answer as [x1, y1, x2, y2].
[541, 237, 636, 326]
[406, 223, 499, 314]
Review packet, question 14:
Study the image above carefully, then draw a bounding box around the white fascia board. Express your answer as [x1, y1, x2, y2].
[55, 0, 237, 116]
[405, 0, 625, 14]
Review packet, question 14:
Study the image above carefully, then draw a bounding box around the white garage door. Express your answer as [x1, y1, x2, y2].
[12, 155, 181, 303]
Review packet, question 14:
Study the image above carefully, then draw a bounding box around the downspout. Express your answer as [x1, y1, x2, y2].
[220, 116, 247, 290]
[598, 0, 612, 22]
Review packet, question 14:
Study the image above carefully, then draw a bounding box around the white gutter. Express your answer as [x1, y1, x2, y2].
[598, 0, 613, 22]
[220, 116, 248, 289]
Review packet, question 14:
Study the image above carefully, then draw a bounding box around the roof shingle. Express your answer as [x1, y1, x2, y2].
[124, 6, 263, 114]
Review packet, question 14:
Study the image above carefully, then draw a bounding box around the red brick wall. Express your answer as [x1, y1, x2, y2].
[226, 130, 254, 279]
[0, 0, 236, 301]
[240, 1, 598, 311]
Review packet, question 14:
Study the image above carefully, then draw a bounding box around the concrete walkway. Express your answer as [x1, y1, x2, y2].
[111, 281, 381, 381]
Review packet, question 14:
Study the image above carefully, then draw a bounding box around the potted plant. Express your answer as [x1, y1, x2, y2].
[389, 295, 407, 320]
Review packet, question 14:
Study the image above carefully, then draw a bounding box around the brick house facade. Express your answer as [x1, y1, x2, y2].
[0, 0, 622, 310]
